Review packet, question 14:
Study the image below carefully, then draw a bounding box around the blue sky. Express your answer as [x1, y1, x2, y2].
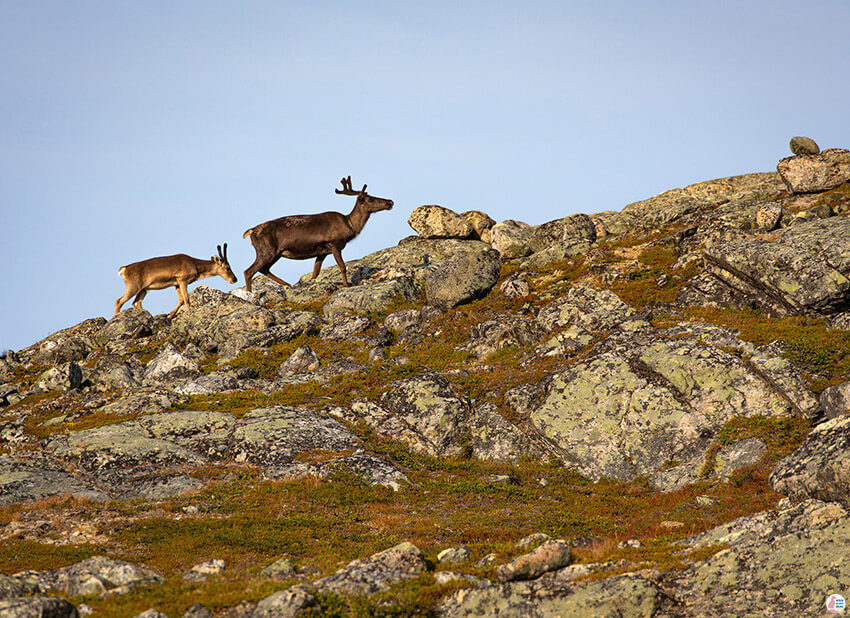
[2, 1, 849, 353]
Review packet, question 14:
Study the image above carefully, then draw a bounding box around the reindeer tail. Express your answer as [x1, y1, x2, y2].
[243, 227, 254, 239]
[118, 266, 126, 277]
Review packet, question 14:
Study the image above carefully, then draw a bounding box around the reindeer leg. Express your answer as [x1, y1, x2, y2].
[132, 289, 148, 311]
[260, 266, 291, 288]
[330, 247, 349, 287]
[311, 255, 327, 279]
[168, 284, 188, 318]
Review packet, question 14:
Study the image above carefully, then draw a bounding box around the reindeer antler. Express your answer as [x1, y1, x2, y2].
[335, 176, 367, 196]
[217, 244, 228, 262]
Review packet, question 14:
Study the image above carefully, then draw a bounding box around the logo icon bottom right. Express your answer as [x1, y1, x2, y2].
[827, 594, 846, 614]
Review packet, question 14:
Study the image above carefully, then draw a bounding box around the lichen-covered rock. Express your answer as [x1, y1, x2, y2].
[232, 407, 360, 467]
[408, 205, 474, 238]
[170, 286, 275, 353]
[462, 210, 496, 241]
[0, 454, 108, 506]
[265, 451, 408, 490]
[670, 499, 850, 616]
[174, 371, 240, 395]
[312, 542, 426, 595]
[95, 308, 157, 345]
[143, 343, 200, 384]
[423, 247, 501, 311]
[33, 362, 83, 393]
[440, 573, 665, 618]
[183, 559, 225, 583]
[36, 556, 163, 597]
[770, 414, 850, 507]
[621, 172, 786, 229]
[523, 325, 813, 489]
[713, 438, 767, 479]
[278, 345, 321, 376]
[819, 381, 850, 420]
[496, 540, 571, 582]
[536, 285, 635, 333]
[790, 136, 820, 156]
[22, 317, 105, 366]
[252, 586, 320, 618]
[437, 546, 471, 564]
[218, 311, 324, 360]
[460, 314, 548, 359]
[489, 220, 533, 258]
[698, 217, 850, 316]
[777, 147, 850, 193]
[323, 277, 418, 318]
[528, 213, 597, 254]
[0, 597, 79, 617]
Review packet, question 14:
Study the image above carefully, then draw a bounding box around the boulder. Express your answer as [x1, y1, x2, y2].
[23, 317, 105, 366]
[95, 308, 156, 345]
[322, 277, 418, 318]
[0, 597, 79, 617]
[33, 362, 83, 392]
[790, 136, 820, 156]
[36, 556, 163, 596]
[770, 414, 850, 507]
[278, 345, 321, 376]
[312, 542, 427, 595]
[265, 451, 408, 490]
[496, 540, 571, 582]
[671, 499, 850, 616]
[0, 454, 108, 506]
[462, 210, 496, 241]
[489, 220, 533, 258]
[408, 205, 474, 238]
[142, 343, 200, 384]
[528, 213, 597, 254]
[423, 247, 501, 311]
[713, 438, 767, 479]
[696, 217, 850, 316]
[777, 148, 850, 194]
[251, 586, 320, 617]
[819, 381, 850, 420]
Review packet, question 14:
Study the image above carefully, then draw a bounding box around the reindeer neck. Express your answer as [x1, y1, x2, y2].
[346, 197, 371, 235]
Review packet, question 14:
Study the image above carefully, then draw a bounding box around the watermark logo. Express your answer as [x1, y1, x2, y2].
[827, 594, 846, 614]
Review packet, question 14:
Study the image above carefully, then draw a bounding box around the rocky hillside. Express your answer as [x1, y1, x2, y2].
[2, 145, 850, 617]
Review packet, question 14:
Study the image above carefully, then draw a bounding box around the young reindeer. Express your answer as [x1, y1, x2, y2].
[114, 244, 237, 317]
[242, 176, 394, 292]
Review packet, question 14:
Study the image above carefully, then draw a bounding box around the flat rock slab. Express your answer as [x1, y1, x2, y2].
[312, 542, 427, 596]
[777, 148, 850, 193]
[701, 217, 850, 317]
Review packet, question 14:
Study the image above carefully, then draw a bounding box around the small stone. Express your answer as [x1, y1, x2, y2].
[476, 554, 498, 568]
[183, 559, 225, 583]
[278, 345, 320, 376]
[437, 545, 471, 564]
[517, 532, 551, 548]
[182, 603, 213, 618]
[618, 539, 642, 549]
[260, 557, 296, 580]
[496, 540, 571, 582]
[659, 520, 685, 530]
[789, 136, 820, 156]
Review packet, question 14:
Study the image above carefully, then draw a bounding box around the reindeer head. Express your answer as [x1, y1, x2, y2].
[336, 176, 394, 213]
[212, 244, 238, 283]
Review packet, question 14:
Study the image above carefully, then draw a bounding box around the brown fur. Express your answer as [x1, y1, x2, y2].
[243, 177, 393, 291]
[115, 244, 237, 318]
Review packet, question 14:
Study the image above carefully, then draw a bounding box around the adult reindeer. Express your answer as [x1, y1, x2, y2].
[242, 176, 394, 292]
[114, 245, 237, 317]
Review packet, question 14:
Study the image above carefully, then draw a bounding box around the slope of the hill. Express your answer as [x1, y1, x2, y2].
[1, 147, 850, 616]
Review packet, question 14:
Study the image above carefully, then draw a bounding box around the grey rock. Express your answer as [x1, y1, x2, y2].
[33, 362, 83, 392]
[423, 247, 501, 311]
[790, 136, 820, 156]
[755, 202, 783, 231]
[323, 277, 419, 318]
[251, 586, 320, 617]
[133, 611, 168, 618]
[97, 389, 177, 416]
[517, 533, 551, 548]
[819, 381, 850, 420]
[0, 597, 80, 618]
[95, 308, 155, 345]
[440, 573, 663, 618]
[182, 603, 213, 618]
[460, 314, 548, 360]
[183, 559, 225, 583]
[265, 451, 408, 490]
[499, 274, 530, 298]
[437, 546, 471, 564]
[312, 542, 427, 595]
[528, 213, 596, 254]
[670, 499, 850, 616]
[700, 217, 850, 317]
[278, 345, 320, 376]
[37, 556, 163, 597]
[777, 147, 850, 194]
[496, 540, 571, 582]
[320, 315, 371, 340]
[23, 317, 105, 366]
[260, 558, 296, 580]
[0, 454, 108, 506]
[770, 414, 850, 507]
[175, 371, 240, 395]
[489, 220, 533, 259]
[91, 354, 140, 390]
[713, 438, 767, 479]
[408, 205, 474, 239]
[218, 311, 324, 360]
[143, 343, 200, 384]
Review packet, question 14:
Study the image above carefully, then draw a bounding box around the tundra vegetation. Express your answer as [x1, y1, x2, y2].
[2, 148, 850, 616]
